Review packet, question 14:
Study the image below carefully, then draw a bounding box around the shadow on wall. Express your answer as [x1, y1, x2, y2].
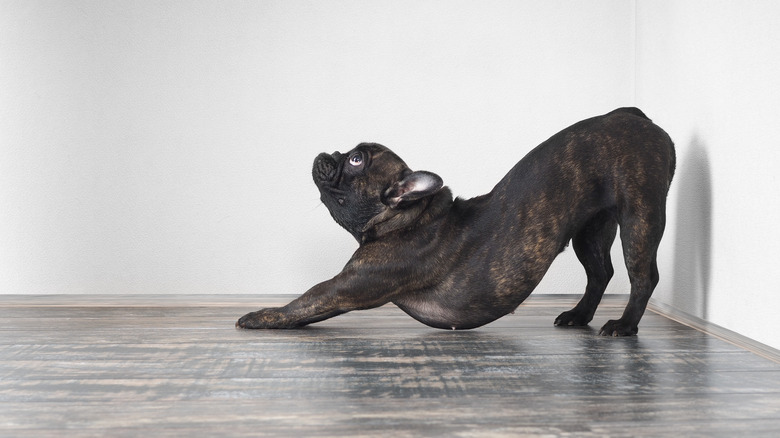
[671, 136, 713, 319]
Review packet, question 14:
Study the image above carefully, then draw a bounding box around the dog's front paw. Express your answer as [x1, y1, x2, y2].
[554, 309, 593, 327]
[236, 308, 286, 329]
[598, 319, 638, 337]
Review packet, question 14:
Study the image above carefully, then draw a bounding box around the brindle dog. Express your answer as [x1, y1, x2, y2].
[237, 107, 675, 336]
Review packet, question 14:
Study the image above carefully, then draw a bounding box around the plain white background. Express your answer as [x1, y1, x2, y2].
[636, 0, 780, 349]
[2, 1, 779, 349]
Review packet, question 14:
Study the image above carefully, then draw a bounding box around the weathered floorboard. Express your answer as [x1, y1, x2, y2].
[1, 294, 779, 437]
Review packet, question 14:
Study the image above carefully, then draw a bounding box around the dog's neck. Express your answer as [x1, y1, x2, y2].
[360, 188, 453, 244]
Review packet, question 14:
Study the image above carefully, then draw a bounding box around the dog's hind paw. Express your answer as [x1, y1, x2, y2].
[554, 309, 593, 327]
[598, 319, 638, 336]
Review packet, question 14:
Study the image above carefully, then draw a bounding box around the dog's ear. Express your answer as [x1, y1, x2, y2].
[384, 171, 443, 208]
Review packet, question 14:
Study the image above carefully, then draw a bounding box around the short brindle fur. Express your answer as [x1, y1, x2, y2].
[237, 108, 675, 336]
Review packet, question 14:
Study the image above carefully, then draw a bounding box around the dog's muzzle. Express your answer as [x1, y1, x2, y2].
[313, 152, 340, 185]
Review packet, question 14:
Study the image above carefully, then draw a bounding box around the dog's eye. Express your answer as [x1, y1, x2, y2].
[348, 153, 363, 166]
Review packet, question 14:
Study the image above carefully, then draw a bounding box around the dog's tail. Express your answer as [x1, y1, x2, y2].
[609, 107, 650, 121]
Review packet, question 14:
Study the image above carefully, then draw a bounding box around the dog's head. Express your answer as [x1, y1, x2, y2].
[313, 143, 443, 242]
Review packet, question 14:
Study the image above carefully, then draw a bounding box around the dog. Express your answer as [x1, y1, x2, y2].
[237, 107, 675, 336]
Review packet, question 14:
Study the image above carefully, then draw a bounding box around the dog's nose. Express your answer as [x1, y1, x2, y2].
[313, 153, 338, 183]
[332, 151, 342, 161]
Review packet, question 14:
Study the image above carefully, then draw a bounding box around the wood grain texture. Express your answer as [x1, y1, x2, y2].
[1, 295, 780, 437]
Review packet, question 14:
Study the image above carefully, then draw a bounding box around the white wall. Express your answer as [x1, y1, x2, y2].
[636, 0, 780, 349]
[0, 0, 635, 296]
[5, 0, 778, 350]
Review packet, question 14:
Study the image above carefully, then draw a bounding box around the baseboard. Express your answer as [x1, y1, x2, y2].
[648, 298, 780, 364]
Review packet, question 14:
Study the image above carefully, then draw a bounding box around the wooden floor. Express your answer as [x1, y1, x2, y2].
[2, 295, 780, 437]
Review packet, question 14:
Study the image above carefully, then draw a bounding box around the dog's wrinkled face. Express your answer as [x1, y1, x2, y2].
[312, 143, 443, 241]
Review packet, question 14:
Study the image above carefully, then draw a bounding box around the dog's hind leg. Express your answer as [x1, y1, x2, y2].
[598, 202, 666, 336]
[555, 209, 618, 328]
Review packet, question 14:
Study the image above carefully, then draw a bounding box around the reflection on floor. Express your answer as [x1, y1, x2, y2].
[1, 294, 779, 436]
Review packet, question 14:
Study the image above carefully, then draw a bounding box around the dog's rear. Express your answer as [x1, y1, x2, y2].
[609, 106, 676, 185]
[551, 107, 675, 335]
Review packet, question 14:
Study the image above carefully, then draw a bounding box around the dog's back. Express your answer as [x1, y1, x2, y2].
[486, 107, 675, 234]
[424, 108, 676, 333]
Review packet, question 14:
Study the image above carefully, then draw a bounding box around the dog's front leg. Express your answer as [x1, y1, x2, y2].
[236, 270, 392, 329]
[235, 287, 340, 329]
